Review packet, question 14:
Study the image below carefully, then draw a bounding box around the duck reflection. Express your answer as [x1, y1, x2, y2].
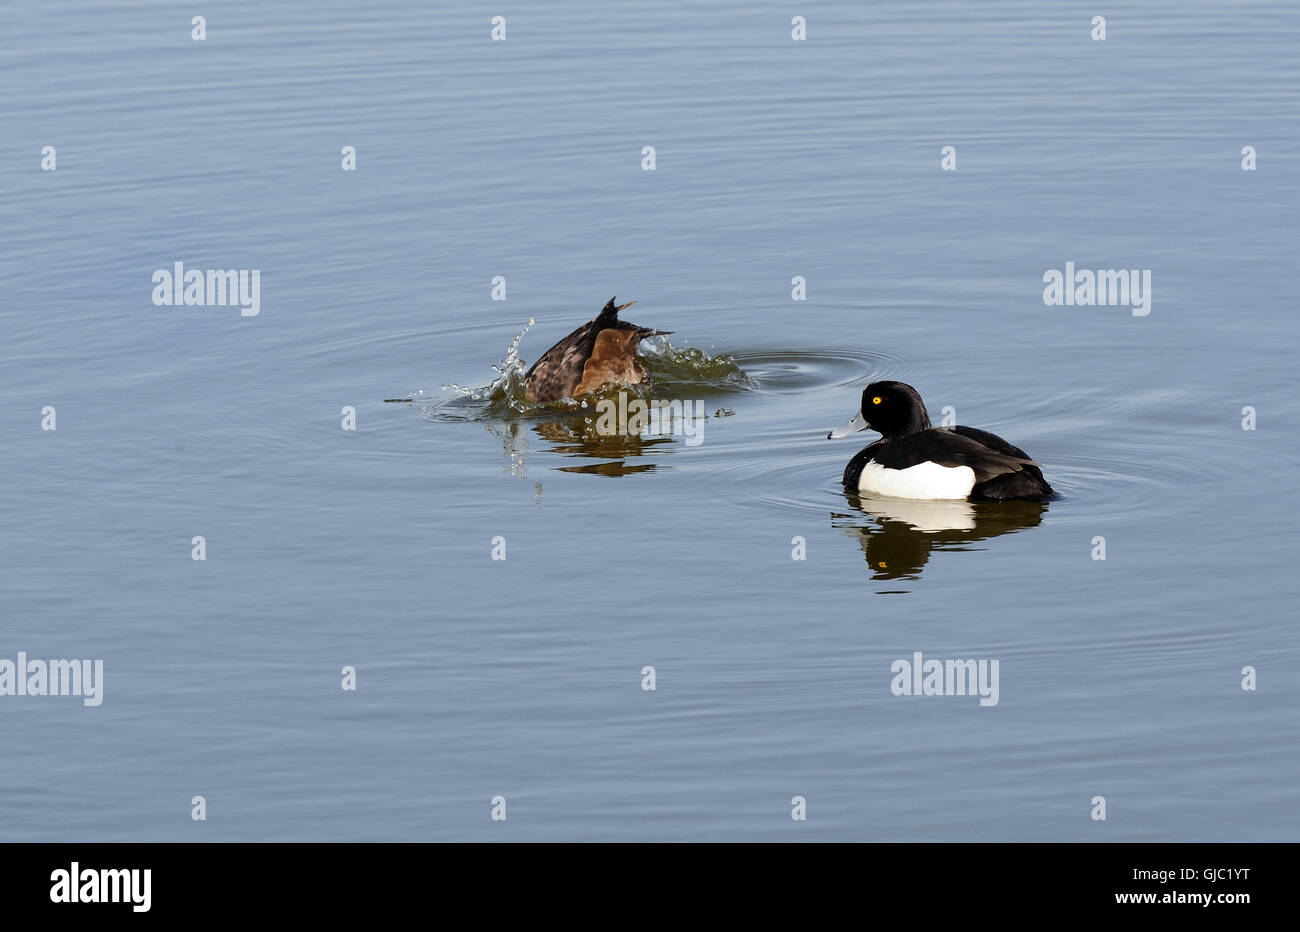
[832, 492, 1046, 583]
[485, 413, 681, 478]
[534, 416, 676, 476]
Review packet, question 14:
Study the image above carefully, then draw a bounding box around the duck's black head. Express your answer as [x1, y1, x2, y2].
[828, 380, 931, 440]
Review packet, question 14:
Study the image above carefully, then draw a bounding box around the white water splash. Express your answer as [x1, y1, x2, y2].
[443, 317, 535, 406]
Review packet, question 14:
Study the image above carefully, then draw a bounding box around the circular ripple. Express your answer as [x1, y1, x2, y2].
[730, 348, 911, 394]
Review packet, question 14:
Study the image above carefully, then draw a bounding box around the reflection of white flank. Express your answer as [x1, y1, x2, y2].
[856, 496, 977, 532]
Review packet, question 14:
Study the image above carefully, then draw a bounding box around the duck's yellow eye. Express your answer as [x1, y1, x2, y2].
[872, 396, 882, 405]
[877, 561, 887, 568]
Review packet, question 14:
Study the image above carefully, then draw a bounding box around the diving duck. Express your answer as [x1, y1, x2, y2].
[523, 297, 669, 403]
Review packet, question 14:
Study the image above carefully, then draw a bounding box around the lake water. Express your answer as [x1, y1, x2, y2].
[2, 1, 1297, 841]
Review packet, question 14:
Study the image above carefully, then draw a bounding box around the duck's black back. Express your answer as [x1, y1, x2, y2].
[950, 426, 1054, 501]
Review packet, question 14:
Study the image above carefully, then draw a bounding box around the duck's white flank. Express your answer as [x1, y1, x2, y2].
[858, 461, 977, 500]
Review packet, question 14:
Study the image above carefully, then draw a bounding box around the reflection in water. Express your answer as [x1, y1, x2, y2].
[482, 419, 531, 478]
[832, 493, 1047, 587]
[482, 407, 713, 477]
[482, 412, 680, 477]
[533, 416, 674, 476]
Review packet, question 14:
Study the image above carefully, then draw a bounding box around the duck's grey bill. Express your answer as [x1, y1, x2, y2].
[828, 411, 868, 439]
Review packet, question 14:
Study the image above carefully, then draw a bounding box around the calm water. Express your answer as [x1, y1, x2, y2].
[3, 1, 1298, 841]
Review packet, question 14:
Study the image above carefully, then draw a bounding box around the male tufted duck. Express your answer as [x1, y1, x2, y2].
[828, 381, 1054, 501]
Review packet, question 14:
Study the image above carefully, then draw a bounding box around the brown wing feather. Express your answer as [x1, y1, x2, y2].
[523, 320, 600, 402]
